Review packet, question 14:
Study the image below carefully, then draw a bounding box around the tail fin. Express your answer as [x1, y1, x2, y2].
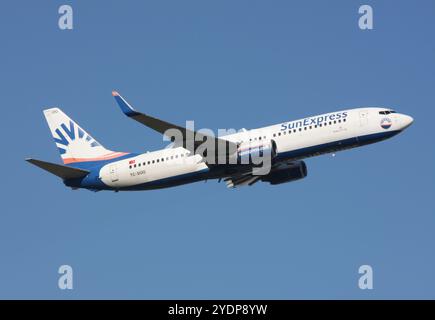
[43, 108, 128, 164]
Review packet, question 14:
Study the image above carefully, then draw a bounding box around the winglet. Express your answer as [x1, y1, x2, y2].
[112, 91, 140, 117]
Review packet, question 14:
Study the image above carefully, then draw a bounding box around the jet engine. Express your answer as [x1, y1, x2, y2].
[235, 139, 277, 165]
[260, 161, 307, 185]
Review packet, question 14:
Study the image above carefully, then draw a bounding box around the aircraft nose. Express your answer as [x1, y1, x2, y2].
[402, 114, 414, 129]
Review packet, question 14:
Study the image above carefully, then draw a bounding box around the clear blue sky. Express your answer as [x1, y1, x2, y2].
[0, 0, 434, 299]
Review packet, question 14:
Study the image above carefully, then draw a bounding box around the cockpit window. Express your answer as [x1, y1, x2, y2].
[379, 110, 397, 115]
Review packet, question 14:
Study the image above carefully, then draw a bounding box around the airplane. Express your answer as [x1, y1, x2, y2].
[26, 91, 413, 191]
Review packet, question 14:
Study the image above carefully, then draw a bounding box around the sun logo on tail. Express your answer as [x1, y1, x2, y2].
[53, 121, 101, 155]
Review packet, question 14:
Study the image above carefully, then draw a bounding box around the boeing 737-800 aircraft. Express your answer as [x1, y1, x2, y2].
[26, 92, 413, 191]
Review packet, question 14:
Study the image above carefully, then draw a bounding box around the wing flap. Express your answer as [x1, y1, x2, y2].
[224, 173, 261, 188]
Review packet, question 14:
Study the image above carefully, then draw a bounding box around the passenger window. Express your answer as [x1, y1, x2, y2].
[343, 118, 346, 122]
[129, 165, 132, 169]
[278, 132, 281, 136]
[147, 161, 150, 165]
[299, 128, 302, 131]
[273, 134, 276, 137]
[152, 160, 155, 164]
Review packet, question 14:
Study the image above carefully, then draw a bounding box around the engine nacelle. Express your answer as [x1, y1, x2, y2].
[236, 139, 277, 165]
[261, 161, 308, 185]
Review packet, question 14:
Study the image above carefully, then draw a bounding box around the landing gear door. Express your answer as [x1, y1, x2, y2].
[359, 110, 369, 126]
[109, 164, 119, 183]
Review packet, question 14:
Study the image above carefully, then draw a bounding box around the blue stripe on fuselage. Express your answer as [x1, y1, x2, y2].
[118, 168, 210, 191]
[275, 130, 402, 161]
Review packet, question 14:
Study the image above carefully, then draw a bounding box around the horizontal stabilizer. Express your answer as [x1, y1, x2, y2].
[26, 158, 90, 180]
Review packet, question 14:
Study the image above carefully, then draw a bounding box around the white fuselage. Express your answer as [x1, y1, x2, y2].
[98, 107, 413, 190]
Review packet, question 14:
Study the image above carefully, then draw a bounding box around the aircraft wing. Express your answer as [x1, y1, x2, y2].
[112, 91, 238, 158]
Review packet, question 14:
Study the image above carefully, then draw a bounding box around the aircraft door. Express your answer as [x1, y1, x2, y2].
[359, 110, 369, 126]
[109, 164, 119, 183]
